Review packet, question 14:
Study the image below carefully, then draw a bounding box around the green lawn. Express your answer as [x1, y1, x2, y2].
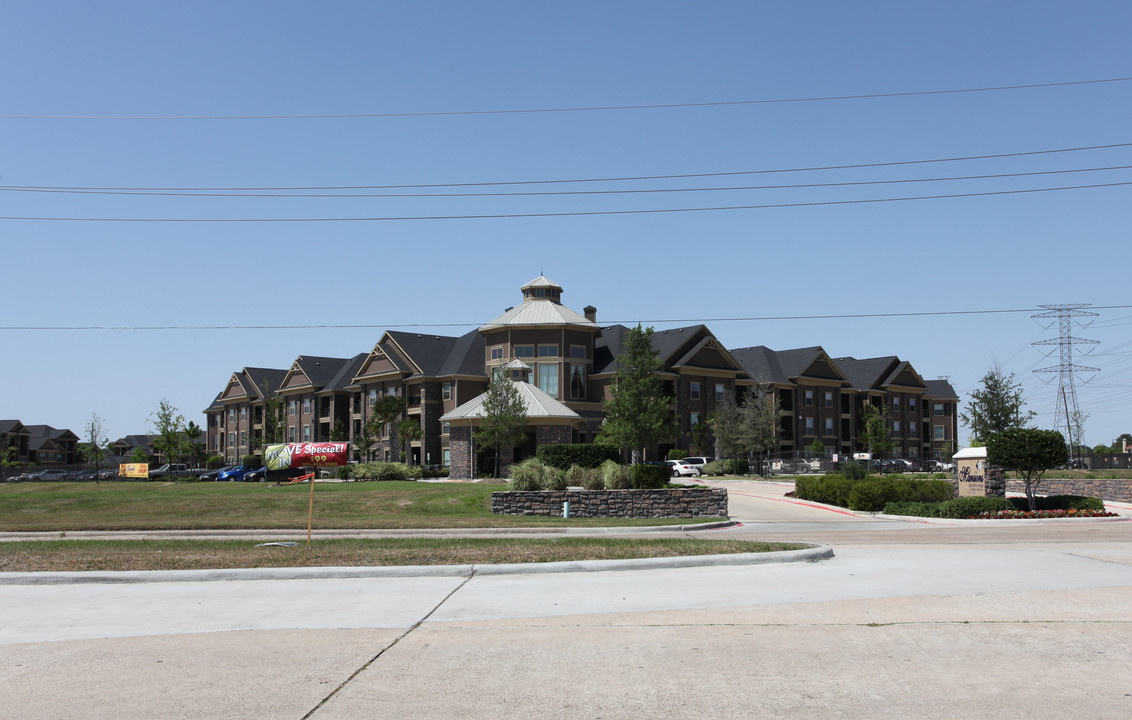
[0, 481, 712, 531]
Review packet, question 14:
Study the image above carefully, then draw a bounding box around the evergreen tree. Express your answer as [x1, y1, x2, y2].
[475, 375, 528, 478]
[960, 362, 1035, 445]
[597, 324, 676, 463]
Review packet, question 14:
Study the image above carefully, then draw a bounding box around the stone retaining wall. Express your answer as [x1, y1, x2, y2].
[1006, 478, 1132, 503]
[491, 488, 728, 518]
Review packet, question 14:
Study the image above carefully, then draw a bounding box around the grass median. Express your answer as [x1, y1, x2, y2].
[0, 537, 805, 572]
[0, 480, 704, 531]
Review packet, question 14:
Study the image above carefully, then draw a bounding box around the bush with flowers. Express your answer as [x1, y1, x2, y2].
[966, 508, 1117, 519]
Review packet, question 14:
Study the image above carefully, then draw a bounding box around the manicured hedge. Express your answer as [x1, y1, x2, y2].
[631, 463, 670, 489]
[536, 444, 622, 469]
[796, 474, 953, 512]
[1008, 494, 1104, 511]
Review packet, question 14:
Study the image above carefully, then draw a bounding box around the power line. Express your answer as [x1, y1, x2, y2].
[6, 305, 1132, 332]
[6, 164, 1131, 199]
[4, 180, 1131, 222]
[3, 76, 1129, 121]
[6, 141, 1131, 191]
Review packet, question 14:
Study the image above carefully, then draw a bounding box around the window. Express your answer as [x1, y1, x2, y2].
[690, 411, 701, 426]
[228, 431, 234, 447]
[893, 421, 901, 436]
[303, 398, 311, 415]
[228, 409, 235, 422]
[387, 387, 398, 396]
[239, 407, 247, 421]
[442, 421, 450, 435]
[538, 364, 558, 397]
[442, 382, 452, 401]
[538, 343, 558, 357]
[369, 389, 377, 405]
[805, 390, 814, 406]
[909, 397, 917, 412]
[514, 345, 534, 358]
[690, 382, 701, 400]
[303, 425, 311, 442]
[805, 417, 815, 434]
[934, 425, 945, 440]
[933, 403, 945, 416]
[570, 364, 586, 399]
[824, 392, 833, 408]
[490, 346, 503, 360]
[824, 418, 834, 435]
[442, 448, 450, 466]
[570, 345, 586, 359]
[240, 431, 247, 447]
[715, 384, 725, 402]
[893, 397, 901, 411]
[908, 421, 916, 438]
[289, 400, 297, 416]
[288, 426, 296, 443]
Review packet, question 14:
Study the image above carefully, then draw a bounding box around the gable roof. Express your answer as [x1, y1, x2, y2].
[280, 356, 352, 392]
[439, 380, 581, 424]
[924, 378, 959, 401]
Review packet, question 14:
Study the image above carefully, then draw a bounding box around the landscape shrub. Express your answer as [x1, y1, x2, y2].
[601, 460, 632, 489]
[667, 449, 688, 460]
[701, 460, 725, 476]
[508, 458, 545, 491]
[542, 466, 569, 491]
[536, 444, 622, 469]
[206, 456, 224, 470]
[883, 501, 944, 518]
[842, 460, 868, 481]
[242, 454, 260, 467]
[937, 496, 1013, 519]
[799, 475, 952, 511]
[632, 463, 670, 489]
[581, 467, 605, 490]
[421, 466, 450, 479]
[1008, 494, 1104, 511]
[564, 465, 589, 487]
[795, 475, 854, 507]
[353, 462, 415, 481]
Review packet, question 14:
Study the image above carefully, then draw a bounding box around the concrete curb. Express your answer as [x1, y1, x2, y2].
[0, 543, 832, 586]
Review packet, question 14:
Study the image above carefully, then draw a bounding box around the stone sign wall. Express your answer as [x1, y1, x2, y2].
[491, 488, 728, 518]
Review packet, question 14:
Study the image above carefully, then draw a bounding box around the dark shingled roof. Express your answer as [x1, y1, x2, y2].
[437, 330, 487, 377]
[833, 356, 900, 392]
[243, 368, 288, 398]
[924, 378, 959, 400]
[290, 356, 352, 390]
[386, 331, 461, 377]
[728, 346, 787, 384]
[322, 353, 368, 393]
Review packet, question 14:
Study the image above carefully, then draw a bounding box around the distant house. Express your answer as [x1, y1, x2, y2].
[23, 425, 80, 465]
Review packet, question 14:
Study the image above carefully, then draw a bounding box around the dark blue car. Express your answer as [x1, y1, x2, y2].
[216, 465, 255, 482]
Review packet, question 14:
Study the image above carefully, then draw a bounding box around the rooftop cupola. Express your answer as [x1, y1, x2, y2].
[520, 275, 563, 304]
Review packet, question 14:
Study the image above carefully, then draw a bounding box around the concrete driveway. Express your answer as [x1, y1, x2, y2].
[3, 480, 1131, 719]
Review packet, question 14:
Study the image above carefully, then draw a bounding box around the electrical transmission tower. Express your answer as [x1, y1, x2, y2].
[1032, 304, 1098, 458]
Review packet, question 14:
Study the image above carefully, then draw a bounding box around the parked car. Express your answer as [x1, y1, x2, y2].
[148, 463, 195, 480]
[243, 466, 268, 482]
[918, 459, 943, 473]
[681, 456, 714, 471]
[665, 459, 702, 477]
[32, 469, 69, 481]
[199, 466, 236, 482]
[216, 465, 255, 482]
[886, 459, 914, 473]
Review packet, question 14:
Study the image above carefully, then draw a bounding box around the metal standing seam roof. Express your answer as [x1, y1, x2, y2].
[479, 301, 597, 331]
[439, 380, 582, 423]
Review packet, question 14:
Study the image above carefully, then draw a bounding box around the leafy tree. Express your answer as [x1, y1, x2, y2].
[149, 399, 188, 465]
[690, 418, 711, 456]
[707, 385, 778, 475]
[987, 427, 1068, 511]
[808, 437, 825, 459]
[475, 375, 528, 478]
[596, 324, 676, 463]
[2, 435, 22, 477]
[370, 393, 408, 461]
[1092, 443, 1114, 456]
[1117, 433, 1132, 452]
[354, 421, 375, 462]
[184, 421, 205, 465]
[80, 412, 109, 484]
[329, 418, 347, 442]
[252, 379, 285, 451]
[129, 446, 150, 464]
[960, 362, 1035, 445]
[398, 417, 422, 464]
[859, 403, 893, 457]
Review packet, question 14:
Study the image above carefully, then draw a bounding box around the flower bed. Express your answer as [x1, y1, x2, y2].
[965, 508, 1118, 520]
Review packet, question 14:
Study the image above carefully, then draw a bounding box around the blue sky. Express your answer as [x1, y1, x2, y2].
[2, 1, 1130, 448]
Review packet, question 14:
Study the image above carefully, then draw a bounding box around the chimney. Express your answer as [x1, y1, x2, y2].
[584, 305, 597, 322]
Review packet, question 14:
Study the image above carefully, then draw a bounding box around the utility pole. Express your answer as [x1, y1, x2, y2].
[1032, 304, 1098, 464]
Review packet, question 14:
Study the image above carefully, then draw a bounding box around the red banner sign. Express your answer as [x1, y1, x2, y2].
[265, 442, 349, 470]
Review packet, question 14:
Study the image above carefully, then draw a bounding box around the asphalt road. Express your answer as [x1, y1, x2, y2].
[2, 479, 1131, 719]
